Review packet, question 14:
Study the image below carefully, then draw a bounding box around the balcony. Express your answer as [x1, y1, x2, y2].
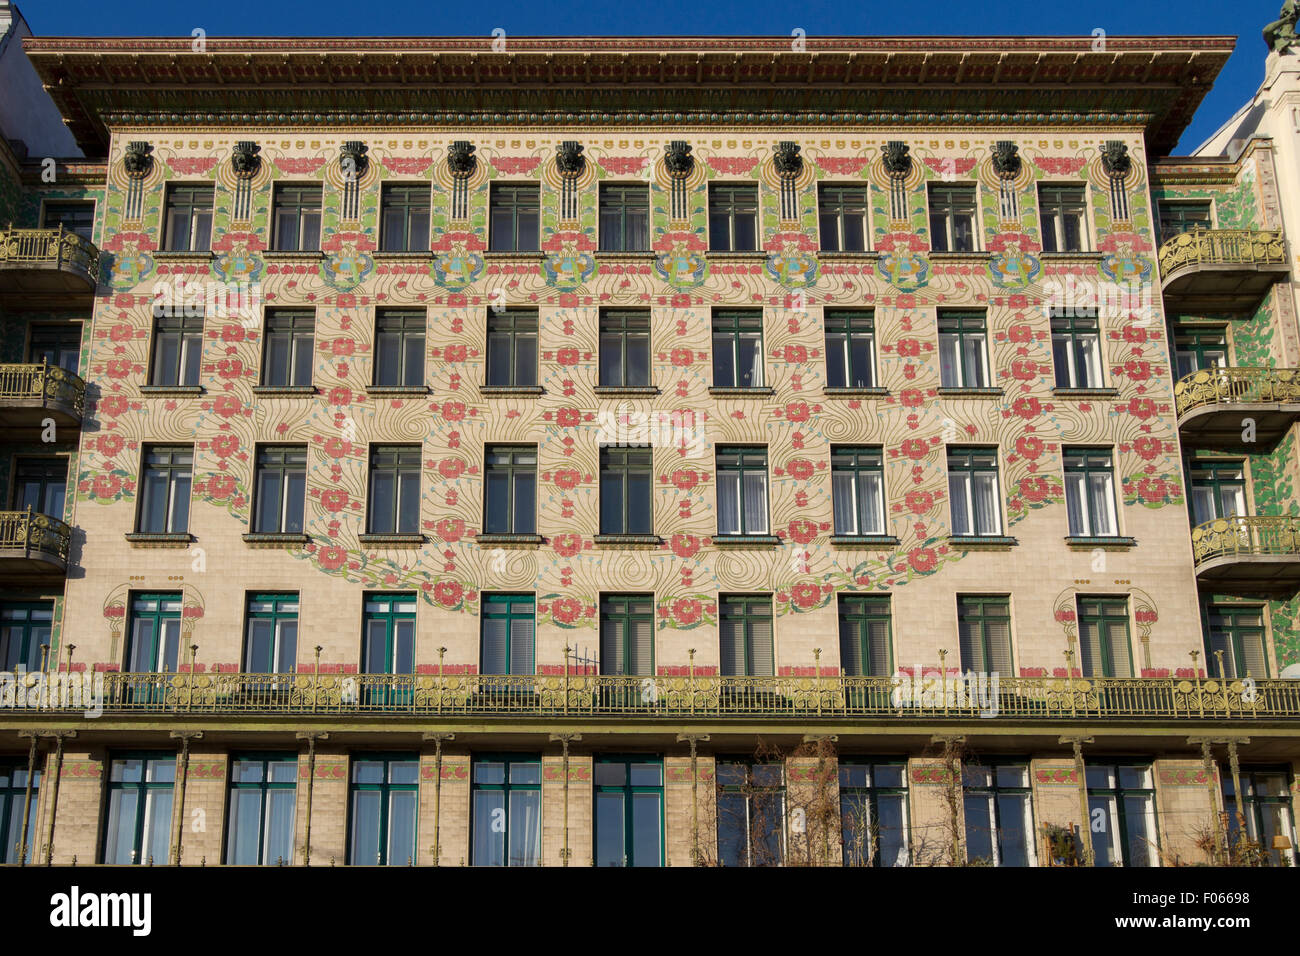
[0, 508, 72, 577]
[1174, 367, 1300, 447]
[0, 362, 86, 430]
[27, 671, 1300, 720]
[0, 226, 100, 298]
[1158, 228, 1288, 310]
[1191, 514, 1300, 590]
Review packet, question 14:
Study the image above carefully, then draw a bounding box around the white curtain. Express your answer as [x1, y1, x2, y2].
[717, 473, 741, 534]
[858, 473, 884, 534]
[510, 791, 541, 867]
[832, 473, 857, 534]
[1088, 473, 1116, 536]
[949, 474, 971, 535]
[973, 473, 1000, 535]
[742, 472, 768, 534]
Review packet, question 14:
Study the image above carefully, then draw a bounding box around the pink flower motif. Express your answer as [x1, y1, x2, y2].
[1011, 396, 1043, 420]
[907, 548, 938, 574]
[553, 469, 581, 491]
[895, 338, 922, 358]
[551, 597, 584, 625]
[904, 490, 934, 514]
[670, 598, 703, 626]
[433, 581, 464, 608]
[553, 534, 583, 558]
[435, 518, 466, 542]
[704, 156, 758, 176]
[670, 534, 701, 559]
[899, 438, 930, 461]
[210, 434, 240, 458]
[317, 546, 347, 570]
[489, 156, 542, 176]
[786, 459, 815, 481]
[555, 348, 580, 366]
[598, 156, 649, 176]
[320, 489, 350, 513]
[790, 582, 822, 609]
[786, 520, 818, 545]
[1014, 436, 1045, 460]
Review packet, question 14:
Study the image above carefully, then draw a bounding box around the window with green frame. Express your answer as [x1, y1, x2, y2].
[928, 183, 977, 252]
[373, 310, 425, 388]
[489, 183, 540, 252]
[712, 310, 764, 388]
[1223, 767, 1296, 866]
[348, 754, 418, 865]
[137, 445, 192, 534]
[1204, 603, 1269, 679]
[362, 593, 415, 675]
[839, 760, 909, 867]
[149, 314, 203, 387]
[600, 594, 654, 676]
[957, 595, 1012, 674]
[716, 758, 785, 867]
[962, 762, 1035, 866]
[102, 753, 175, 865]
[1063, 447, 1118, 538]
[719, 594, 774, 677]
[1086, 763, 1158, 867]
[818, 184, 868, 252]
[486, 309, 539, 387]
[716, 445, 769, 536]
[472, 754, 542, 866]
[1076, 597, 1133, 678]
[599, 183, 650, 251]
[0, 601, 52, 672]
[600, 445, 653, 535]
[1188, 458, 1246, 525]
[1051, 311, 1103, 389]
[379, 184, 430, 252]
[367, 445, 421, 535]
[599, 309, 651, 387]
[271, 184, 322, 251]
[225, 754, 298, 865]
[125, 592, 182, 672]
[261, 310, 315, 387]
[824, 310, 876, 389]
[594, 756, 664, 867]
[244, 593, 298, 674]
[1171, 323, 1228, 379]
[253, 445, 306, 534]
[838, 595, 892, 677]
[1157, 201, 1212, 243]
[938, 310, 989, 388]
[13, 458, 67, 520]
[947, 446, 1002, 537]
[1039, 184, 1088, 252]
[831, 445, 885, 536]
[0, 757, 39, 864]
[27, 322, 82, 374]
[708, 183, 758, 251]
[484, 445, 537, 535]
[481, 593, 535, 676]
[163, 184, 213, 252]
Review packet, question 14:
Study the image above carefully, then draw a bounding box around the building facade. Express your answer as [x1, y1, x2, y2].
[0, 24, 1297, 867]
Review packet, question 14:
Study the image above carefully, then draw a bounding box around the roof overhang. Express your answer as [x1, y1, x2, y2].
[22, 35, 1235, 156]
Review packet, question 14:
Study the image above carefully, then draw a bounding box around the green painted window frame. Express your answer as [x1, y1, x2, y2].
[27, 322, 82, 373]
[711, 309, 765, 388]
[0, 600, 54, 672]
[716, 445, 769, 537]
[1171, 323, 1228, 378]
[489, 183, 540, 252]
[1223, 766, 1296, 867]
[718, 593, 774, 677]
[937, 310, 990, 388]
[243, 593, 299, 674]
[163, 184, 214, 252]
[598, 309, 651, 387]
[599, 183, 650, 252]
[838, 759, 909, 867]
[593, 755, 665, 867]
[366, 445, 421, 535]
[485, 309, 539, 387]
[480, 593, 535, 676]
[346, 752, 419, 866]
[379, 184, 430, 252]
[1188, 457, 1247, 524]
[102, 751, 176, 865]
[1050, 311, 1103, 389]
[12, 456, 68, 519]
[1076, 596, 1133, 678]
[224, 752, 298, 865]
[372, 310, 425, 387]
[149, 313, 204, 387]
[125, 591, 183, 673]
[1157, 200, 1213, 242]
[928, 183, 977, 253]
[824, 309, 876, 388]
[1039, 184, 1088, 253]
[1063, 446, 1118, 537]
[471, 753, 542, 866]
[599, 594, 655, 677]
[41, 201, 95, 242]
[961, 761, 1036, 866]
[271, 183, 322, 252]
[818, 184, 869, 252]
[716, 757, 785, 867]
[0, 756, 40, 864]
[261, 310, 315, 387]
[1085, 761, 1158, 867]
[1204, 602, 1269, 679]
[253, 445, 307, 534]
[947, 445, 1003, 537]
[599, 445, 653, 535]
[362, 593, 416, 675]
[837, 595, 892, 677]
[830, 445, 886, 536]
[483, 444, 537, 535]
[708, 183, 759, 252]
[957, 595, 1012, 674]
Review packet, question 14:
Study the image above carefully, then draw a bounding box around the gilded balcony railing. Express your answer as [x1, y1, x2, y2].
[1158, 228, 1287, 278]
[23, 671, 1300, 719]
[0, 225, 100, 283]
[0, 361, 86, 417]
[1191, 514, 1300, 565]
[1174, 367, 1300, 419]
[0, 507, 72, 563]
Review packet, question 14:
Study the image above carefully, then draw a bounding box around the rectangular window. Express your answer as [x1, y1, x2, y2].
[1205, 604, 1269, 679]
[150, 314, 203, 386]
[839, 760, 909, 867]
[719, 594, 774, 677]
[261, 310, 315, 387]
[963, 763, 1036, 866]
[0, 601, 53, 673]
[102, 754, 175, 864]
[1087, 763, 1158, 867]
[137, 445, 192, 534]
[253, 445, 306, 534]
[348, 755, 418, 866]
[708, 183, 759, 252]
[483, 445, 537, 535]
[1224, 768, 1296, 867]
[594, 757, 664, 867]
[125, 592, 183, 673]
[28, 323, 82, 374]
[948, 446, 1002, 537]
[712, 310, 764, 388]
[271, 184, 322, 251]
[0, 758, 39, 863]
[481, 593, 535, 676]
[599, 183, 650, 251]
[716, 759, 784, 867]
[824, 310, 876, 389]
[600, 446, 653, 535]
[1051, 311, 1103, 389]
[379, 184, 430, 252]
[367, 446, 420, 535]
[831, 446, 885, 536]
[818, 184, 869, 252]
[938, 311, 989, 388]
[362, 594, 416, 675]
[600, 594, 654, 677]
[1063, 447, 1118, 537]
[163, 185, 213, 252]
[1039, 185, 1088, 253]
[1077, 597, 1133, 678]
[472, 755, 541, 866]
[42, 201, 95, 241]
[957, 595, 1012, 675]
[928, 184, 977, 253]
[12, 457, 67, 520]
[489, 183, 540, 253]
[599, 310, 651, 387]
[1157, 201, 1212, 243]
[486, 310, 539, 388]
[1172, 324, 1228, 379]
[373, 310, 425, 388]
[838, 595, 892, 677]
[243, 593, 299, 674]
[225, 755, 298, 865]
[1189, 459, 1246, 525]
[716, 446, 769, 536]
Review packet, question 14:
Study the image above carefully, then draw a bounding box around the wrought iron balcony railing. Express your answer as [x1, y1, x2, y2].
[1191, 514, 1300, 566]
[1174, 367, 1300, 419]
[0, 362, 86, 419]
[16, 671, 1300, 720]
[0, 225, 100, 283]
[1158, 228, 1287, 276]
[0, 507, 72, 565]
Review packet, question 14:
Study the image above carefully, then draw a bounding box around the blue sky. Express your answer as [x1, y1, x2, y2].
[18, 0, 1284, 153]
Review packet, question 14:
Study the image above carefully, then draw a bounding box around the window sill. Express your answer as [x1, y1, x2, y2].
[816, 251, 880, 260]
[706, 250, 766, 259]
[252, 385, 317, 396]
[139, 385, 203, 396]
[1066, 536, 1138, 549]
[476, 533, 544, 547]
[262, 250, 325, 260]
[830, 535, 900, 548]
[357, 533, 425, 548]
[242, 532, 311, 548]
[479, 385, 545, 397]
[927, 250, 990, 259]
[708, 386, 775, 398]
[593, 386, 660, 397]
[947, 535, 1018, 550]
[595, 251, 655, 259]
[366, 386, 429, 397]
[712, 534, 781, 548]
[152, 250, 214, 261]
[936, 387, 1004, 399]
[822, 387, 888, 398]
[372, 251, 431, 260]
[1039, 251, 1102, 260]
[593, 534, 661, 548]
[1051, 387, 1119, 399]
[482, 251, 545, 259]
[124, 532, 193, 547]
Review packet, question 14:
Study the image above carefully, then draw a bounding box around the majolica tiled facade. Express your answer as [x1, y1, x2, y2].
[0, 31, 1297, 868]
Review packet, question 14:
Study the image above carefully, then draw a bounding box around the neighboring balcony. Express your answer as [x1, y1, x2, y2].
[0, 362, 86, 431]
[1174, 367, 1300, 447]
[1191, 514, 1300, 590]
[1158, 228, 1288, 310]
[0, 507, 72, 577]
[0, 226, 101, 297]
